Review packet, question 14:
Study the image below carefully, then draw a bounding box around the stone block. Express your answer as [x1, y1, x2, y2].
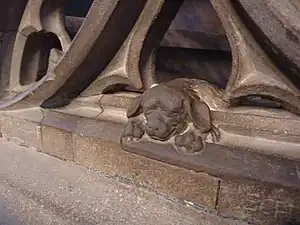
[73, 133, 219, 209]
[41, 111, 80, 161]
[217, 180, 300, 225]
[0, 114, 41, 150]
[41, 126, 73, 161]
[1, 107, 44, 123]
[74, 117, 123, 142]
[42, 111, 80, 132]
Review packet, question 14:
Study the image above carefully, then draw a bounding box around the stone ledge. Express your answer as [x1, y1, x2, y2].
[0, 109, 220, 210]
[1, 108, 300, 225]
[122, 138, 300, 191]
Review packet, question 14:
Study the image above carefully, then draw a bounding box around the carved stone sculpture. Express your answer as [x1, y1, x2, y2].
[122, 78, 225, 153]
[2, 1, 300, 223]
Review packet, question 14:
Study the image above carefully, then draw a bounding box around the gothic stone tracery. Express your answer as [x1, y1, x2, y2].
[1, 0, 300, 184]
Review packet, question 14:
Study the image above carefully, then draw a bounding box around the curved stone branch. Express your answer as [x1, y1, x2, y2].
[210, 0, 300, 115]
[40, 0, 71, 51]
[44, 0, 184, 107]
[237, 0, 300, 86]
[0, 0, 121, 110]
[0, 0, 70, 109]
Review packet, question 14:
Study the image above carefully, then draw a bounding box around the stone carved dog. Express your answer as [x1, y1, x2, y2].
[122, 78, 222, 153]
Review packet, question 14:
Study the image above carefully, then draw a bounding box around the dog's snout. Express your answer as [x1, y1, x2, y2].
[146, 121, 168, 135]
[145, 112, 172, 140]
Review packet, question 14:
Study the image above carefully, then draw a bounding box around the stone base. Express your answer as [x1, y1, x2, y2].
[1, 109, 300, 225]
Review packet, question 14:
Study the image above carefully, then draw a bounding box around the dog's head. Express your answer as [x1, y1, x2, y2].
[127, 83, 212, 141]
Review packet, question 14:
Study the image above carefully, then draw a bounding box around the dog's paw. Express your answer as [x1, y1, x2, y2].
[174, 131, 204, 154]
[122, 118, 145, 142]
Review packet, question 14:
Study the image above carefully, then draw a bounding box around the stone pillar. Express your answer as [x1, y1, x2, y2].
[0, 0, 28, 96]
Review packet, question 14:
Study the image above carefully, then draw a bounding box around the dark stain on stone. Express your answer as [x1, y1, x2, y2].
[286, 29, 299, 44]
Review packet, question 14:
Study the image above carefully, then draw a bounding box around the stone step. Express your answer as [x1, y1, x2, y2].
[0, 139, 246, 225]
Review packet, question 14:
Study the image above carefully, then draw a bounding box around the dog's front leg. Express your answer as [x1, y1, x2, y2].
[122, 117, 145, 142]
[174, 130, 204, 154]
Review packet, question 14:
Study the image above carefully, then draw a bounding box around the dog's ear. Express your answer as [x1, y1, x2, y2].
[187, 98, 211, 133]
[127, 95, 143, 118]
